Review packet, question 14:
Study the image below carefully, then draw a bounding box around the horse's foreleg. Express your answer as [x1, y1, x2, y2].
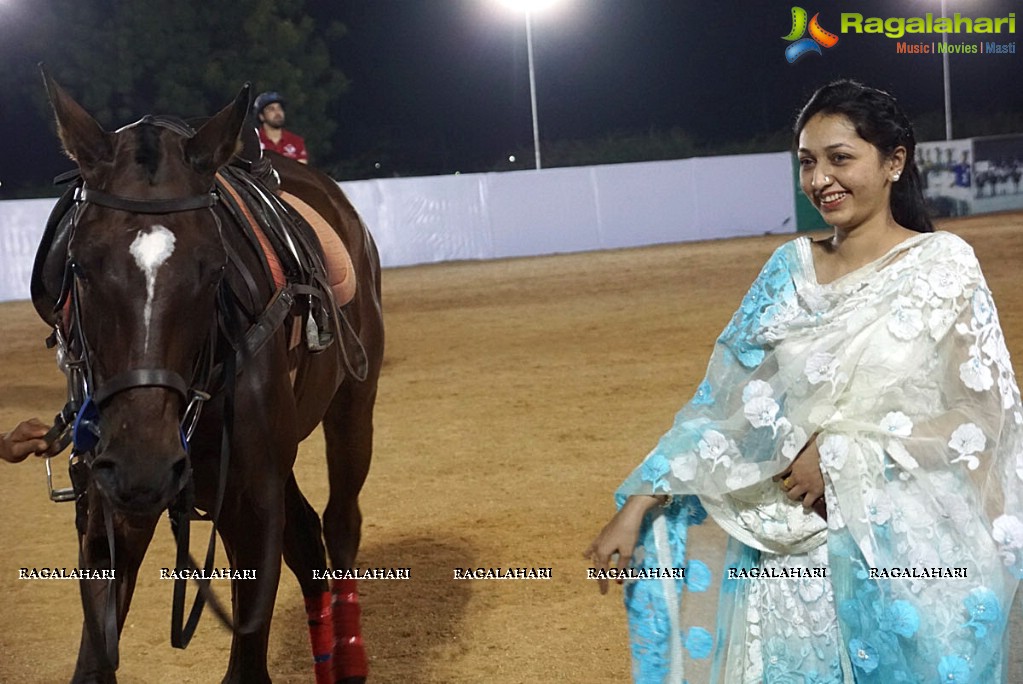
[71, 490, 159, 684]
[322, 384, 377, 684]
[218, 483, 285, 684]
[282, 473, 335, 684]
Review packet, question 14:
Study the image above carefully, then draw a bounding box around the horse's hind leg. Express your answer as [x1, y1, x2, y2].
[322, 382, 377, 684]
[72, 490, 159, 684]
[282, 472, 335, 684]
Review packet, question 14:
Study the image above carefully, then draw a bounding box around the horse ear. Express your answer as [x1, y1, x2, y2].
[187, 84, 251, 175]
[40, 65, 112, 168]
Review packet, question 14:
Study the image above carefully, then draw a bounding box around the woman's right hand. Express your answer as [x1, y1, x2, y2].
[583, 495, 662, 595]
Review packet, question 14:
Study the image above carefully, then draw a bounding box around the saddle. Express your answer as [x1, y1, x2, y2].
[226, 123, 355, 313]
[215, 163, 342, 352]
[31, 119, 366, 381]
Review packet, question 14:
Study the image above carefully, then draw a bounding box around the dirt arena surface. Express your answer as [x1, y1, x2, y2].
[2, 212, 1022, 683]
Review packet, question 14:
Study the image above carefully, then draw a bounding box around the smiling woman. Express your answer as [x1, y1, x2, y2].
[795, 80, 933, 284]
[586, 80, 1023, 683]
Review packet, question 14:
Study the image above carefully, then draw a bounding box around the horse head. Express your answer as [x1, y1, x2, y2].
[43, 70, 250, 516]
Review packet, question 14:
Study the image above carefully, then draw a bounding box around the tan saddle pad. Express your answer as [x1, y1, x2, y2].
[280, 191, 357, 308]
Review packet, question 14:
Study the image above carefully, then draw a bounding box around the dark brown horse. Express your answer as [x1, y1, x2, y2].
[38, 72, 383, 683]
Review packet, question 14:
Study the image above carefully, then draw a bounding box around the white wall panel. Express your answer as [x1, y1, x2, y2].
[0, 198, 58, 304]
[486, 167, 602, 259]
[341, 175, 494, 268]
[691, 153, 796, 238]
[591, 158, 700, 248]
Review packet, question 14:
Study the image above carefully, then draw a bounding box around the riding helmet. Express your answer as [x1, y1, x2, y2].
[253, 91, 286, 115]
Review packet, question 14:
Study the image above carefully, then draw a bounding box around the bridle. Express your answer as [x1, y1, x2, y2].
[63, 176, 222, 452]
[49, 114, 224, 455]
[53, 115, 223, 457]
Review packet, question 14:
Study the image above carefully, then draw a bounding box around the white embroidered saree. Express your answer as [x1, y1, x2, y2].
[616, 231, 1023, 683]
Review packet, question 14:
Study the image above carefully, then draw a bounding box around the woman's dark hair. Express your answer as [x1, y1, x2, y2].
[793, 80, 934, 233]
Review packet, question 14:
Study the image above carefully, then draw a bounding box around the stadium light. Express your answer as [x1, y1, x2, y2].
[941, 0, 953, 140]
[499, 0, 561, 170]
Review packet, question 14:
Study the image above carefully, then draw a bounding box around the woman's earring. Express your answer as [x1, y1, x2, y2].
[892, 172, 901, 181]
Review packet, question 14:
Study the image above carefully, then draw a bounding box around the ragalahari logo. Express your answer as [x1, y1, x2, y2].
[783, 7, 839, 62]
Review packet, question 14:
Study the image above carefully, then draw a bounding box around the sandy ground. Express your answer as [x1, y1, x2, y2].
[1, 212, 1022, 683]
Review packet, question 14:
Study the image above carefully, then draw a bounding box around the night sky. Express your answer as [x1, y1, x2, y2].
[3, 0, 1022, 193]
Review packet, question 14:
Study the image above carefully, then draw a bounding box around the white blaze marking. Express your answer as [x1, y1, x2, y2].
[129, 225, 176, 352]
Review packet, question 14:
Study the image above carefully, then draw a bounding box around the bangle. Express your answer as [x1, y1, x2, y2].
[657, 494, 673, 508]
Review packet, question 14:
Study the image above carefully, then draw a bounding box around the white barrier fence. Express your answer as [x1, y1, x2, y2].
[0, 152, 796, 303]
[346, 153, 796, 267]
[0, 198, 59, 305]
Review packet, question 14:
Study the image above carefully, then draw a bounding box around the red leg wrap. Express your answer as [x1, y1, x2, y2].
[305, 591, 336, 684]
[331, 578, 369, 679]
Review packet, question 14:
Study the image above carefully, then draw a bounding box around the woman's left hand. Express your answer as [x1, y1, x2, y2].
[773, 435, 825, 509]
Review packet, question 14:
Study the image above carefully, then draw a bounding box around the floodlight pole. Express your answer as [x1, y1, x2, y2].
[525, 10, 542, 169]
[942, 0, 953, 140]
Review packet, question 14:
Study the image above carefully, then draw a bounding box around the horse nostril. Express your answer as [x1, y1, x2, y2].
[91, 456, 118, 489]
[92, 456, 115, 474]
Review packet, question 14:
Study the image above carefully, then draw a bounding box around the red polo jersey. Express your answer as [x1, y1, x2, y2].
[257, 127, 308, 163]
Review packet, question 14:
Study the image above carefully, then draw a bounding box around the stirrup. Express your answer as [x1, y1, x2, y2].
[305, 311, 334, 353]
